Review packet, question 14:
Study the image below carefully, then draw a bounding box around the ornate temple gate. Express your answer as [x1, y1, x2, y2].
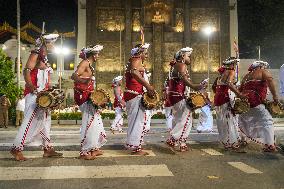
[84, 0, 234, 98]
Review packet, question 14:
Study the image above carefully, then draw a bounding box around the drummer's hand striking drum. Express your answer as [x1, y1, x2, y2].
[264, 100, 282, 116]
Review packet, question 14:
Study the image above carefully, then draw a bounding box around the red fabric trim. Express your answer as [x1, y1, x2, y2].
[20, 107, 39, 148]
[80, 114, 95, 146]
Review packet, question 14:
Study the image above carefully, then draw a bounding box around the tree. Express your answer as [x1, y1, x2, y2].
[0, 49, 22, 121]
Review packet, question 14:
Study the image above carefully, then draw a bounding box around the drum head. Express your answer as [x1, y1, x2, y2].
[90, 90, 109, 107]
[142, 91, 160, 110]
[191, 95, 206, 107]
[38, 95, 52, 108]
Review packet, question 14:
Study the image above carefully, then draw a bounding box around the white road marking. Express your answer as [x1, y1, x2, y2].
[228, 162, 262, 174]
[0, 143, 81, 147]
[201, 148, 223, 156]
[0, 150, 156, 159]
[0, 164, 173, 180]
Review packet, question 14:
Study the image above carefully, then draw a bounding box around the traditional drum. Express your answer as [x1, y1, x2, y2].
[186, 92, 206, 110]
[141, 91, 160, 110]
[36, 89, 65, 109]
[264, 100, 282, 116]
[90, 89, 110, 108]
[233, 98, 250, 114]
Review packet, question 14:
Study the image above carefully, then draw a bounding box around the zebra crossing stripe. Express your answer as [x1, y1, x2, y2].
[228, 162, 262, 174]
[201, 148, 223, 156]
[0, 150, 156, 159]
[0, 164, 173, 180]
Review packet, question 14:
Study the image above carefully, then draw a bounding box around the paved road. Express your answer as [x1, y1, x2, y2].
[0, 125, 283, 189]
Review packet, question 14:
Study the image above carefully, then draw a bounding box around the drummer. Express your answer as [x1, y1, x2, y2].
[165, 47, 206, 152]
[110, 75, 125, 133]
[71, 45, 107, 160]
[213, 57, 246, 151]
[145, 71, 153, 133]
[124, 43, 155, 155]
[11, 34, 63, 161]
[163, 77, 173, 132]
[238, 60, 279, 152]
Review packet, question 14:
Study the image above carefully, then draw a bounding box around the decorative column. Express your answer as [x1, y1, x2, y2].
[152, 23, 164, 95]
[183, 0, 190, 47]
[124, 0, 132, 64]
[86, 0, 97, 46]
[219, 0, 230, 61]
[76, 0, 86, 67]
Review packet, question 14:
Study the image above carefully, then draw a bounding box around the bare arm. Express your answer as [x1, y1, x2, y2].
[130, 60, 152, 89]
[223, 71, 244, 98]
[71, 60, 91, 84]
[176, 63, 203, 91]
[114, 87, 126, 106]
[130, 60, 155, 97]
[263, 70, 279, 102]
[24, 53, 38, 92]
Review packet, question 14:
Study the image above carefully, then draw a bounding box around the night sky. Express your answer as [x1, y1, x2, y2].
[0, 0, 283, 68]
[0, 0, 77, 33]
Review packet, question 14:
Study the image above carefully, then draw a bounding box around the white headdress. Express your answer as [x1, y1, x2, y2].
[131, 43, 150, 56]
[223, 57, 240, 65]
[251, 60, 269, 69]
[79, 45, 103, 59]
[35, 33, 59, 47]
[81, 45, 103, 54]
[174, 47, 193, 59]
[112, 76, 123, 83]
[141, 43, 150, 49]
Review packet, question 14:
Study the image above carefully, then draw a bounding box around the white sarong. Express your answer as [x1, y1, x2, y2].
[12, 68, 53, 151]
[110, 107, 124, 132]
[145, 110, 153, 133]
[126, 95, 147, 151]
[238, 104, 274, 147]
[168, 99, 192, 146]
[165, 106, 173, 130]
[216, 102, 240, 148]
[196, 105, 213, 132]
[12, 93, 52, 151]
[79, 102, 107, 155]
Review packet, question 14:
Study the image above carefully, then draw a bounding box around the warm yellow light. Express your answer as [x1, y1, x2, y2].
[133, 26, 141, 32]
[52, 63, 57, 69]
[70, 63, 74, 69]
[175, 26, 183, 32]
[212, 66, 218, 72]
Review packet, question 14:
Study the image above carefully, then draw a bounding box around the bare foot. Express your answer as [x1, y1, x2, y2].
[79, 154, 96, 160]
[91, 150, 103, 156]
[179, 145, 189, 152]
[131, 150, 149, 156]
[43, 149, 63, 158]
[10, 149, 27, 161]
